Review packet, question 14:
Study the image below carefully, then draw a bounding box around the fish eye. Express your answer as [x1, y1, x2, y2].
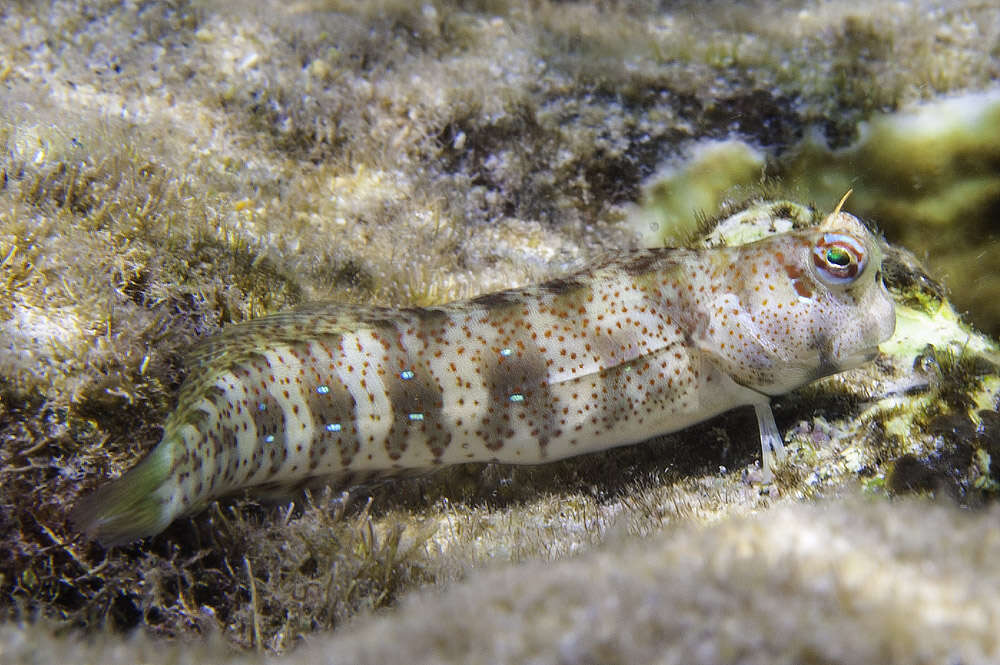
[812, 233, 867, 285]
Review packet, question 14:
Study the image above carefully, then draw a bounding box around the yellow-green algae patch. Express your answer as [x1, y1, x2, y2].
[630, 140, 765, 247]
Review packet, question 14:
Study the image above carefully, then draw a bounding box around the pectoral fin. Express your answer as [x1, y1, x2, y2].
[753, 401, 786, 482]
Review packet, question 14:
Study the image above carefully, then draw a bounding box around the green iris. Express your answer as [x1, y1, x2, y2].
[826, 246, 851, 267]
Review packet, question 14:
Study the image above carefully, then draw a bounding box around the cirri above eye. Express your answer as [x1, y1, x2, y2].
[812, 233, 867, 284]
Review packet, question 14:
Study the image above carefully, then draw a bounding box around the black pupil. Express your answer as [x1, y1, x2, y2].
[827, 247, 851, 267]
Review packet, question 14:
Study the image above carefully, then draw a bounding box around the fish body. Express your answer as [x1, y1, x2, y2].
[72, 207, 895, 545]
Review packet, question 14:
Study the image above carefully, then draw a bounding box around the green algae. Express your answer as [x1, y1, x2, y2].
[631, 140, 766, 247]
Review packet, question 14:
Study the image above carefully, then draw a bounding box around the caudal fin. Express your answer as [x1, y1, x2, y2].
[70, 443, 176, 546]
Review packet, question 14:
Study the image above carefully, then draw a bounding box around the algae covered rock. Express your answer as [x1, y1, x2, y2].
[304, 498, 1000, 665]
[5, 499, 1000, 665]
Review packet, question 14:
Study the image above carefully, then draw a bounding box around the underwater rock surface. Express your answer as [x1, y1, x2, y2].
[4, 499, 1000, 665]
[1, 0, 999, 663]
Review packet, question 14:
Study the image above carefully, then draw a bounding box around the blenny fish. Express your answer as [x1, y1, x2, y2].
[72, 199, 895, 545]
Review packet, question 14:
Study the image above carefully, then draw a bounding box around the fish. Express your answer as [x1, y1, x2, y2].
[71, 197, 896, 545]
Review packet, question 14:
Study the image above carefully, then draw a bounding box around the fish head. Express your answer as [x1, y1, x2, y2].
[698, 210, 896, 396]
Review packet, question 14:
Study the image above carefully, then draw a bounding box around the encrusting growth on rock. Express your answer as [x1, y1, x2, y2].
[72, 196, 895, 545]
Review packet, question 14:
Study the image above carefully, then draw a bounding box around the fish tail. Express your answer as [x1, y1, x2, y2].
[70, 438, 180, 546]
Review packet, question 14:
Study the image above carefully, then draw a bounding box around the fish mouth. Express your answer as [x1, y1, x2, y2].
[828, 346, 881, 374]
[804, 346, 880, 383]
